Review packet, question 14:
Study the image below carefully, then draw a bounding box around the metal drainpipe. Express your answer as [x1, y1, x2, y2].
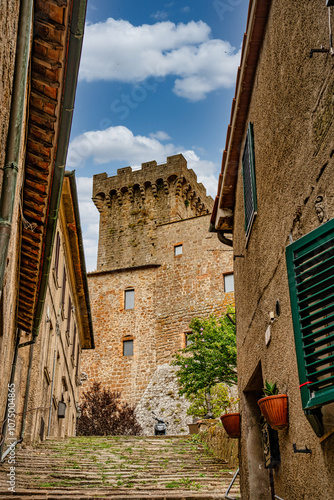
[0, 329, 21, 459]
[0, 0, 33, 299]
[19, 337, 36, 441]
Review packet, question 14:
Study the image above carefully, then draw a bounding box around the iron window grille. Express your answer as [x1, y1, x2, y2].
[242, 122, 257, 239]
[286, 218, 334, 410]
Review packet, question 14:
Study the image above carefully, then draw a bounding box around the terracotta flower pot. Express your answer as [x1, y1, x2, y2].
[220, 412, 241, 438]
[258, 394, 288, 430]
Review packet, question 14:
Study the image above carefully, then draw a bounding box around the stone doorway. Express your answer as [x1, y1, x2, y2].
[242, 361, 274, 499]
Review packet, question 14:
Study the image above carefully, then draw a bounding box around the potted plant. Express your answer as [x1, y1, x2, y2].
[220, 394, 240, 439]
[257, 381, 288, 430]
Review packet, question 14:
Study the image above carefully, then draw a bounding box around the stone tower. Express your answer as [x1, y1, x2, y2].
[92, 154, 213, 270]
[81, 155, 234, 434]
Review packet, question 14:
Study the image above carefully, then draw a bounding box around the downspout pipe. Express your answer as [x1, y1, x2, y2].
[209, 222, 233, 247]
[31, 0, 88, 338]
[0, 329, 21, 459]
[0, 0, 33, 299]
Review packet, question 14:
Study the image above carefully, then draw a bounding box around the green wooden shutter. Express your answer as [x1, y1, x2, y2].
[242, 122, 257, 237]
[286, 218, 334, 410]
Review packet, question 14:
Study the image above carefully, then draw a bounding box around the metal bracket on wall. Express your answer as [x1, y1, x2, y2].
[293, 443, 312, 454]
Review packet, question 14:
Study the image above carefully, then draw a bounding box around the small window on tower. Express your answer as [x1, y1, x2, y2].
[174, 244, 183, 256]
[124, 289, 135, 310]
[123, 340, 134, 356]
[185, 332, 193, 346]
[224, 273, 234, 293]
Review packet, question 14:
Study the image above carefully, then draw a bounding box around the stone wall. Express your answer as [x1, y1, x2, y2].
[81, 156, 234, 432]
[135, 364, 192, 435]
[229, 2, 334, 499]
[92, 154, 213, 271]
[199, 419, 239, 469]
[0, 0, 27, 429]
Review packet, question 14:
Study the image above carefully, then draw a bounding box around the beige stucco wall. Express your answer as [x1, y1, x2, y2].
[232, 2, 334, 499]
[0, 0, 28, 433]
[21, 213, 86, 443]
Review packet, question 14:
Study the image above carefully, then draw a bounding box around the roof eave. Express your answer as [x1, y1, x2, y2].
[212, 0, 271, 232]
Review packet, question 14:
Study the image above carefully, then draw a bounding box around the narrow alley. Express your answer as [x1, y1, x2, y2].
[0, 435, 240, 499]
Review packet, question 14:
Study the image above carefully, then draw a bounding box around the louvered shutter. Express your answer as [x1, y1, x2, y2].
[286, 218, 334, 409]
[242, 122, 257, 238]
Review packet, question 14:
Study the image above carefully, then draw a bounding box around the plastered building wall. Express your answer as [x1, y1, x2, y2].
[231, 2, 334, 499]
[0, 0, 27, 429]
[82, 155, 234, 432]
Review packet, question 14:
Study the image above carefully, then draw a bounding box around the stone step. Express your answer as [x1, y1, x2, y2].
[0, 435, 240, 499]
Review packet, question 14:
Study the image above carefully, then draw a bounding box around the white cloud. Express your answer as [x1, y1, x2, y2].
[181, 6, 191, 13]
[149, 131, 172, 141]
[76, 177, 99, 272]
[150, 10, 169, 20]
[79, 18, 240, 101]
[69, 126, 218, 196]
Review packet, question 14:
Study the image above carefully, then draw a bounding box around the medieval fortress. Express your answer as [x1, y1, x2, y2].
[81, 154, 234, 433]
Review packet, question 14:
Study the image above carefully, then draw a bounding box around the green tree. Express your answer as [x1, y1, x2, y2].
[172, 310, 237, 400]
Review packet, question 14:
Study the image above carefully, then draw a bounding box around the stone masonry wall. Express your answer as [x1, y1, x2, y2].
[81, 156, 234, 433]
[135, 364, 192, 436]
[92, 154, 213, 271]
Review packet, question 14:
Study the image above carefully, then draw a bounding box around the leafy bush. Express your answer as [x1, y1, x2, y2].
[172, 309, 237, 398]
[186, 383, 239, 418]
[77, 382, 142, 436]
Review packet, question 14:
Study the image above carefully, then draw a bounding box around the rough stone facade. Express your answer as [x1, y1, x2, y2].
[212, 1, 334, 499]
[1, 175, 94, 446]
[82, 155, 234, 433]
[198, 419, 238, 469]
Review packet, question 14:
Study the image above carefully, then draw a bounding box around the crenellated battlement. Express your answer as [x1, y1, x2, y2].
[92, 154, 212, 216]
[93, 155, 214, 271]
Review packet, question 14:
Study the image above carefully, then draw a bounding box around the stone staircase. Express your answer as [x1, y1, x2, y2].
[0, 435, 240, 499]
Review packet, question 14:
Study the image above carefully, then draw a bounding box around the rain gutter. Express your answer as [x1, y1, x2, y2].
[31, 0, 88, 338]
[0, 0, 33, 298]
[65, 171, 95, 349]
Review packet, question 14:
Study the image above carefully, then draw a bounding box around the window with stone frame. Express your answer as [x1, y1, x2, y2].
[174, 244, 183, 256]
[123, 339, 134, 356]
[124, 288, 135, 310]
[185, 332, 193, 346]
[224, 272, 234, 293]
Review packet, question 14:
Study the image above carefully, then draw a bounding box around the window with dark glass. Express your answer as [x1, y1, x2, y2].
[242, 122, 257, 239]
[61, 266, 67, 310]
[124, 289, 134, 310]
[66, 296, 72, 334]
[72, 324, 77, 359]
[185, 332, 193, 346]
[54, 232, 60, 280]
[123, 340, 134, 356]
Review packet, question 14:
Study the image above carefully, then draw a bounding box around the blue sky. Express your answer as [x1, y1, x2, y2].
[68, 0, 248, 271]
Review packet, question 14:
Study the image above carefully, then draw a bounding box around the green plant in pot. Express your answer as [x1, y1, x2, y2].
[258, 380, 288, 430]
[220, 394, 240, 439]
